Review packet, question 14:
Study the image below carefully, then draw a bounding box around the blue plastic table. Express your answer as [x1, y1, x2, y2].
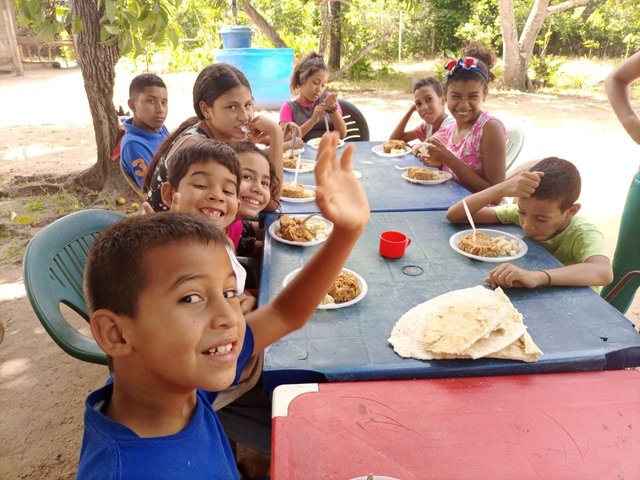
[280, 141, 470, 213]
[259, 211, 640, 392]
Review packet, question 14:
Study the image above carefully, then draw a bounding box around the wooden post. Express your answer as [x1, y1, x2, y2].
[2, 0, 24, 75]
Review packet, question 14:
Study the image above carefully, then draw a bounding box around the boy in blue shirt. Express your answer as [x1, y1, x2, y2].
[78, 134, 369, 479]
[120, 73, 169, 189]
[447, 157, 613, 289]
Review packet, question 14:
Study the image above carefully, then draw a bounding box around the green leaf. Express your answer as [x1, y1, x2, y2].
[104, 24, 120, 35]
[105, 0, 117, 22]
[118, 31, 133, 54]
[167, 27, 179, 48]
[72, 15, 84, 35]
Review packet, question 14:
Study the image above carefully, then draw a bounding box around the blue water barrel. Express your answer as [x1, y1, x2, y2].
[220, 26, 253, 49]
[215, 48, 294, 110]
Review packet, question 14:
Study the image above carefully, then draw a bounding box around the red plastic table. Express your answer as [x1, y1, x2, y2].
[271, 370, 640, 480]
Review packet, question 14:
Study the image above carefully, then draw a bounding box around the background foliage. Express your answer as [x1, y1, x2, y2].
[15, 0, 640, 83]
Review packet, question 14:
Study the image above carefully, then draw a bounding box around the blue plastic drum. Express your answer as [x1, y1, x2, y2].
[215, 48, 294, 110]
[220, 26, 253, 49]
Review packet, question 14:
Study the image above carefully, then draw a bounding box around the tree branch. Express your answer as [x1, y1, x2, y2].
[547, 0, 590, 15]
[329, 30, 390, 80]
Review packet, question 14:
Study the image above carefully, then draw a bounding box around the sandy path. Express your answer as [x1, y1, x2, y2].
[1, 67, 638, 479]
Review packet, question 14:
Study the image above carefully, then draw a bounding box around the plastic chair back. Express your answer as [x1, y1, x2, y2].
[506, 127, 525, 170]
[339, 99, 370, 141]
[600, 170, 640, 313]
[23, 209, 124, 365]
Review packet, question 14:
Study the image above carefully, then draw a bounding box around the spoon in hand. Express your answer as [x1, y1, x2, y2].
[462, 199, 477, 242]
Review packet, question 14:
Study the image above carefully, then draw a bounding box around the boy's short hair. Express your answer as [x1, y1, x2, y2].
[84, 213, 228, 317]
[166, 137, 241, 190]
[129, 73, 166, 99]
[530, 157, 581, 211]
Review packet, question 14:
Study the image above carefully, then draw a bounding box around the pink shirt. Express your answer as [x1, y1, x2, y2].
[430, 111, 506, 179]
[226, 220, 243, 251]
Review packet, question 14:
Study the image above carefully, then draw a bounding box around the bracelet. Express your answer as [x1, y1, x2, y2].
[539, 270, 552, 286]
[325, 107, 336, 114]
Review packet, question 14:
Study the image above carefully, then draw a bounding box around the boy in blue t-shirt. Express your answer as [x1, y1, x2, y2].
[447, 157, 613, 289]
[77, 134, 369, 479]
[120, 73, 169, 189]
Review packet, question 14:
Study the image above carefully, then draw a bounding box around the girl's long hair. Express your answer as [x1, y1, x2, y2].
[144, 63, 251, 190]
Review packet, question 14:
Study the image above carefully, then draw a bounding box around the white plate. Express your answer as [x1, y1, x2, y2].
[280, 184, 316, 203]
[307, 137, 345, 149]
[268, 215, 334, 246]
[371, 144, 411, 157]
[256, 143, 269, 150]
[283, 147, 305, 156]
[449, 228, 528, 263]
[401, 171, 452, 185]
[282, 267, 368, 309]
[283, 159, 316, 173]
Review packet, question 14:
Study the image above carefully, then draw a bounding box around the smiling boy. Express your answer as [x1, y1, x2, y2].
[120, 74, 169, 189]
[77, 133, 369, 479]
[447, 157, 613, 289]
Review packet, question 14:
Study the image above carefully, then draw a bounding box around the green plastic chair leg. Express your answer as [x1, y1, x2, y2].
[601, 170, 640, 313]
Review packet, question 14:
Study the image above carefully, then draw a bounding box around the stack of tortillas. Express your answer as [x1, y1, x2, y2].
[388, 285, 542, 362]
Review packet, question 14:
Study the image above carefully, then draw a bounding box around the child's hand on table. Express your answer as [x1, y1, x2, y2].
[486, 263, 546, 289]
[314, 132, 370, 233]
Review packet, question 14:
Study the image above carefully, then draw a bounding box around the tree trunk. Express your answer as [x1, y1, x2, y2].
[318, 0, 329, 55]
[499, 0, 590, 91]
[328, 1, 341, 70]
[67, 0, 121, 193]
[330, 30, 390, 81]
[239, 0, 286, 48]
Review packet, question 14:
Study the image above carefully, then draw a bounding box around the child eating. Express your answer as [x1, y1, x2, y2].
[447, 157, 613, 289]
[279, 52, 347, 142]
[418, 43, 507, 192]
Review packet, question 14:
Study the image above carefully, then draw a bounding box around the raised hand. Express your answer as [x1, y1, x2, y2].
[323, 92, 338, 111]
[314, 132, 369, 233]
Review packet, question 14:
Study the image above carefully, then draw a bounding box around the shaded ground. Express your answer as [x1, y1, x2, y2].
[1, 66, 639, 479]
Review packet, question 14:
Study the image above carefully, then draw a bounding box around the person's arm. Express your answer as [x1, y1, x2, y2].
[486, 255, 613, 289]
[247, 133, 370, 354]
[389, 104, 419, 142]
[446, 170, 543, 224]
[605, 50, 640, 144]
[322, 93, 347, 138]
[120, 141, 150, 188]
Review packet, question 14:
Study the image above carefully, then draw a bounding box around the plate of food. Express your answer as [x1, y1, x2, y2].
[268, 214, 333, 246]
[449, 229, 527, 263]
[280, 183, 316, 203]
[307, 137, 345, 149]
[283, 157, 316, 173]
[282, 267, 367, 309]
[371, 140, 411, 157]
[401, 167, 452, 185]
[283, 147, 304, 157]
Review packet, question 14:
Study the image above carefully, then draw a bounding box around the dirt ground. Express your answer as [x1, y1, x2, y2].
[1, 66, 639, 479]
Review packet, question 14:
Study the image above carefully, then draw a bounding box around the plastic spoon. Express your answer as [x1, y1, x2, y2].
[324, 114, 330, 132]
[462, 199, 477, 242]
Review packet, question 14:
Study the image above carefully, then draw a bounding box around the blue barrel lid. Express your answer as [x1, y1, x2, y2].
[220, 25, 253, 32]
[215, 48, 294, 56]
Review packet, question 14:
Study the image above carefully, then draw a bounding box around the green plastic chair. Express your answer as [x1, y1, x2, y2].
[23, 209, 124, 365]
[506, 127, 525, 170]
[600, 171, 640, 314]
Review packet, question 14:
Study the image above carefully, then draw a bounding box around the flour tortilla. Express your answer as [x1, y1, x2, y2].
[389, 285, 541, 362]
[487, 331, 543, 362]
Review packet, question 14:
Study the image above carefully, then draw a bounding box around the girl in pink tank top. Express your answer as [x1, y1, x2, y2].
[419, 44, 507, 193]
